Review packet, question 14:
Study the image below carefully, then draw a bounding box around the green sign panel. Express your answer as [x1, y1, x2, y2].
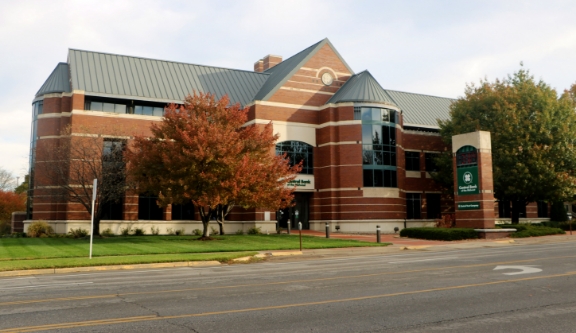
[457, 165, 479, 196]
[457, 201, 481, 210]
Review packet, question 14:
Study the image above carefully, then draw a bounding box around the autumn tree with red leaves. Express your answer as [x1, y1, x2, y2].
[127, 92, 300, 238]
[0, 190, 26, 235]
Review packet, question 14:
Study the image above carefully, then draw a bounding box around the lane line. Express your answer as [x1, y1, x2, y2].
[388, 256, 458, 263]
[2, 254, 576, 307]
[3, 271, 576, 332]
[0, 282, 93, 290]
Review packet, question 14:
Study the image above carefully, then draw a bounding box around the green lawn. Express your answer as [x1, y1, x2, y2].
[0, 252, 257, 272]
[0, 234, 387, 261]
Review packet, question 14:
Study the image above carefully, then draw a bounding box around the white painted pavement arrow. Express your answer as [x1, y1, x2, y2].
[493, 265, 542, 275]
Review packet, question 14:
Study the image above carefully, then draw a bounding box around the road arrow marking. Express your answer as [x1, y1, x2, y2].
[493, 265, 542, 275]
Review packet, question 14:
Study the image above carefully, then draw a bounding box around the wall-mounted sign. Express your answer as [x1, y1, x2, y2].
[457, 201, 481, 210]
[286, 174, 315, 190]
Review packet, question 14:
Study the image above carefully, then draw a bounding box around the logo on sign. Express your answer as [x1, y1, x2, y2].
[463, 171, 473, 184]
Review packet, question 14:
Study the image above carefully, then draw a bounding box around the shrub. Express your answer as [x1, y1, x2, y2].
[499, 224, 529, 232]
[540, 221, 576, 231]
[120, 227, 132, 236]
[247, 226, 262, 235]
[399, 227, 478, 241]
[68, 228, 89, 238]
[101, 228, 114, 237]
[550, 201, 568, 222]
[210, 226, 219, 236]
[192, 229, 202, 236]
[133, 227, 146, 236]
[0, 220, 10, 236]
[166, 228, 175, 235]
[235, 229, 244, 235]
[150, 226, 160, 235]
[174, 228, 185, 236]
[27, 221, 54, 238]
[509, 225, 565, 238]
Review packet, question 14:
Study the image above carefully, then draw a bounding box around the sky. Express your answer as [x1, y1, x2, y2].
[1, 0, 575, 184]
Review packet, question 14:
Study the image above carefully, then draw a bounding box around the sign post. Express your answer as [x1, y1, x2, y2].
[89, 179, 97, 259]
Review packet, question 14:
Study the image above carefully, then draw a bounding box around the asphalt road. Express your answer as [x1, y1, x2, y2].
[2, 241, 576, 332]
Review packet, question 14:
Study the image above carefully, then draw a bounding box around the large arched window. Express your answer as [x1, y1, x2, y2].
[276, 141, 314, 174]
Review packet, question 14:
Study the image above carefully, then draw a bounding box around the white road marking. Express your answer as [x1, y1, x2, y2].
[0, 282, 93, 290]
[389, 256, 458, 264]
[493, 265, 542, 275]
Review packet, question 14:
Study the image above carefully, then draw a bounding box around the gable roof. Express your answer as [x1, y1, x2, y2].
[252, 38, 354, 101]
[327, 70, 396, 105]
[384, 89, 454, 128]
[67, 49, 269, 106]
[35, 63, 71, 97]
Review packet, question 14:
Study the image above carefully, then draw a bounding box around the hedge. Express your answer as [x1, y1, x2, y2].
[399, 227, 478, 241]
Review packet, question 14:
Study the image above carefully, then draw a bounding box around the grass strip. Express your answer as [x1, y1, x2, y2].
[0, 235, 387, 261]
[0, 252, 257, 272]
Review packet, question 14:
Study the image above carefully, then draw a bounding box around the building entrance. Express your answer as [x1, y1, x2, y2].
[278, 193, 310, 230]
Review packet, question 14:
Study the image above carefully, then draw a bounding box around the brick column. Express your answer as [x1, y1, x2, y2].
[452, 131, 495, 229]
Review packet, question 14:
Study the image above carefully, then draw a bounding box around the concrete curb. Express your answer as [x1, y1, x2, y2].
[0, 261, 221, 277]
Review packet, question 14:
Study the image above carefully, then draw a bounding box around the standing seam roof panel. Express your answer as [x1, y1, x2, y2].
[150, 60, 167, 99]
[162, 62, 180, 100]
[99, 53, 112, 94]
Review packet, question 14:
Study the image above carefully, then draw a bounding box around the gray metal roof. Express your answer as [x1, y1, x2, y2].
[253, 38, 354, 101]
[384, 89, 454, 128]
[67, 49, 269, 106]
[327, 70, 396, 105]
[35, 63, 71, 97]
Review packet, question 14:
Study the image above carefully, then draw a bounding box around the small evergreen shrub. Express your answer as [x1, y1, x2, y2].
[68, 228, 89, 238]
[101, 228, 115, 237]
[150, 226, 160, 235]
[27, 221, 54, 238]
[247, 227, 262, 235]
[0, 220, 10, 235]
[120, 227, 132, 236]
[175, 228, 185, 236]
[540, 221, 576, 231]
[133, 227, 146, 236]
[399, 227, 478, 241]
[510, 226, 565, 238]
[192, 229, 202, 236]
[550, 202, 568, 222]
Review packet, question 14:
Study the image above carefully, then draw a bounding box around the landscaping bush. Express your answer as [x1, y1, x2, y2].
[247, 226, 262, 235]
[399, 227, 478, 241]
[68, 228, 89, 238]
[175, 228, 185, 236]
[0, 220, 10, 236]
[550, 201, 568, 222]
[101, 228, 115, 237]
[133, 228, 146, 236]
[192, 229, 202, 236]
[150, 226, 160, 235]
[498, 224, 529, 232]
[27, 221, 54, 238]
[539, 221, 576, 232]
[120, 227, 132, 236]
[509, 225, 565, 238]
[235, 229, 244, 235]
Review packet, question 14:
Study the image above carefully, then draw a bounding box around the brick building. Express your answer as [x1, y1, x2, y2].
[29, 38, 548, 234]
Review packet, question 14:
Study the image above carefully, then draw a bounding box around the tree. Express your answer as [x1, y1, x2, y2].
[36, 126, 129, 236]
[435, 68, 576, 224]
[14, 174, 29, 195]
[127, 92, 300, 238]
[0, 190, 26, 235]
[0, 167, 14, 191]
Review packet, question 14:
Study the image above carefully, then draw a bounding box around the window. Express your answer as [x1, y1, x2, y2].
[172, 201, 195, 220]
[33, 101, 43, 117]
[134, 105, 164, 116]
[87, 101, 127, 114]
[426, 193, 441, 219]
[406, 193, 421, 219]
[405, 152, 420, 171]
[537, 201, 548, 218]
[425, 153, 439, 172]
[101, 198, 123, 220]
[359, 106, 398, 188]
[276, 141, 314, 175]
[138, 194, 164, 220]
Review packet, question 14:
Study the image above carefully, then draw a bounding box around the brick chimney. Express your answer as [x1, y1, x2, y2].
[254, 54, 282, 72]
